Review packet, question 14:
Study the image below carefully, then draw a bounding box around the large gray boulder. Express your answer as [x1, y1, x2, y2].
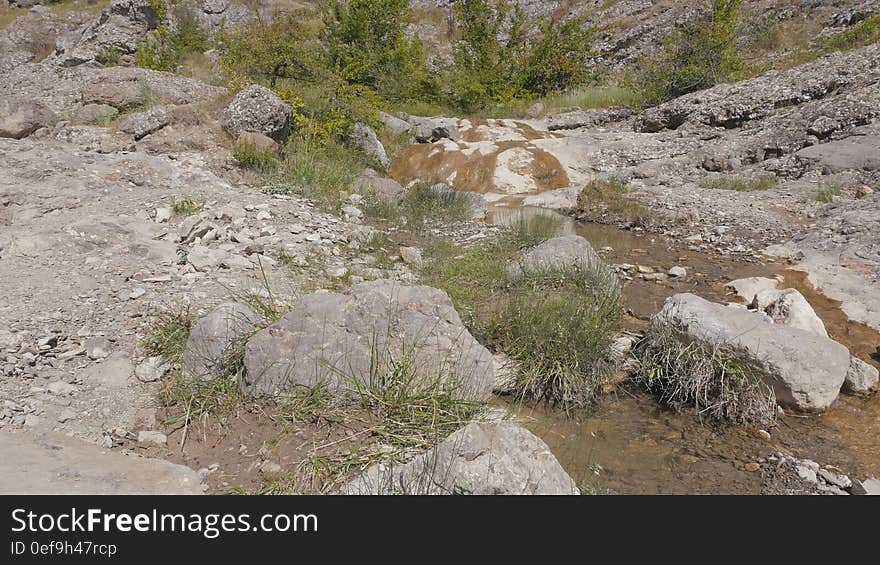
[244, 280, 494, 401]
[221, 85, 292, 143]
[655, 293, 851, 411]
[409, 116, 459, 143]
[350, 122, 389, 167]
[507, 235, 602, 281]
[0, 431, 202, 494]
[339, 421, 579, 495]
[0, 96, 56, 139]
[181, 302, 262, 379]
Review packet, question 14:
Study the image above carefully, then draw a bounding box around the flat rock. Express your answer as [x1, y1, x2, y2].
[0, 431, 201, 494]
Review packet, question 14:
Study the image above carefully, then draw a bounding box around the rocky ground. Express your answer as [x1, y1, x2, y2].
[1, 0, 878, 495]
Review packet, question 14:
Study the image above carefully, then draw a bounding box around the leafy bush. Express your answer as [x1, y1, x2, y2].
[632, 325, 777, 426]
[520, 18, 596, 97]
[633, 0, 744, 105]
[136, 8, 210, 72]
[323, 0, 434, 102]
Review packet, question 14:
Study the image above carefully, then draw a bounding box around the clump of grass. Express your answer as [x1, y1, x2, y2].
[698, 174, 778, 192]
[364, 183, 475, 227]
[818, 15, 880, 53]
[160, 364, 248, 427]
[264, 136, 375, 209]
[96, 46, 122, 67]
[577, 177, 649, 226]
[487, 263, 622, 413]
[632, 325, 777, 426]
[281, 382, 337, 424]
[141, 308, 193, 362]
[172, 198, 200, 215]
[813, 181, 842, 203]
[233, 141, 278, 173]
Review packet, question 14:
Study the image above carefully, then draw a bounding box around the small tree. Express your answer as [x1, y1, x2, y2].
[635, 0, 744, 105]
[521, 18, 595, 97]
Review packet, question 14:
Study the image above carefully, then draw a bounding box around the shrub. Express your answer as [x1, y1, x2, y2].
[323, 0, 434, 102]
[819, 14, 880, 53]
[633, 0, 744, 105]
[577, 177, 649, 226]
[364, 183, 474, 226]
[141, 308, 193, 362]
[233, 141, 278, 173]
[813, 181, 842, 203]
[96, 46, 122, 66]
[136, 8, 210, 72]
[698, 174, 777, 191]
[632, 325, 777, 426]
[520, 18, 596, 97]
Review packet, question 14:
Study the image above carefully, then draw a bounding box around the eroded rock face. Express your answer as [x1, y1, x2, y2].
[0, 97, 56, 139]
[655, 293, 851, 412]
[221, 85, 292, 143]
[339, 420, 580, 495]
[244, 280, 494, 401]
[507, 235, 602, 280]
[181, 302, 262, 379]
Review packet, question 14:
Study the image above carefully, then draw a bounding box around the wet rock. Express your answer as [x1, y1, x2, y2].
[0, 97, 56, 139]
[654, 293, 851, 412]
[339, 421, 579, 495]
[350, 122, 389, 168]
[244, 280, 494, 401]
[181, 303, 262, 379]
[221, 85, 292, 143]
[844, 357, 879, 395]
[507, 235, 602, 281]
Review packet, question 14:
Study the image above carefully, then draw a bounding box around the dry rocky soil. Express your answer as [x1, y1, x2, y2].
[0, 0, 878, 495]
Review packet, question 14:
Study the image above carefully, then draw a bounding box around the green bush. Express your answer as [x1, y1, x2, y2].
[819, 14, 880, 53]
[136, 9, 210, 72]
[520, 18, 596, 97]
[633, 0, 744, 105]
[233, 142, 278, 173]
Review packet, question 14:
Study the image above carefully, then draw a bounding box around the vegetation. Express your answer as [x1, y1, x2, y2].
[363, 183, 475, 227]
[141, 307, 193, 362]
[632, 0, 745, 105]
[813, 181, 843, 203]
[172, 198, 200, 215]
[233, 140, 279, 173]
[632, 325, 778, 426]
[698, 174, 778, 192]
[577, 177, 649, 226]
[136, 6, 210, 72]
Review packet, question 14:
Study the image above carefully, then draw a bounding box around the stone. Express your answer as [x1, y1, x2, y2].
[73, 103, 119, 125]
[0, 431, 201, 494]
[351, 169, 405, 205]
[221, 85, 293, 143]
[181, 303, 262, 379]
[818, 468, 851, 489]
[492, 353, 518, 394]
[796, 135, 880, 173]
[340, 421, 579, 495]
[135, 356, 171, 383]
[117, 106, 171, 140]
[850, 478, 880, 495]
[234, 131, 280, 156]
[244, 280, 494, 401]
[0, 97, 57, 139]
[752, 288, 828, 337]
[341, 205, 364, 221]
[726, 276, 780, 303]
[81, 79, 147, 111]
[378, 111, 411, 136]
[84, 337, 112, 360]
[398, 246, 423, 268]
[796, 464, 818, 484]
[155, 207, 173, 223]
[844, 357, 879, 395]
[654, 293, 851, 411]
[410, 116, 459, 143]
[350, 122, 389, 168]
[137, 430, 167, 445]
[47, 381, 76, 396]
[521, 186, 580, 211]
[507, 235, 602, 281]
[668, 266, 687, 277]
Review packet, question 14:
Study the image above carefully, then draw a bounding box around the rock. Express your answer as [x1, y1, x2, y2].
[520, 186, 580, 211]
[81, 78, 147, 110]
[844, 357, 879, 395]
[850, 478, 880, 495]
[796, 464, 818, 484]
[744, 462, 760, 472]
[752, 288, 828, 337]
[0, 97, 56, 139]
[350, 122, 389, 168]
[856, 185, 874, 199]
[117, 106, 171, 140]
[135, 356, 171, 383]
[795, 135, 880, 173]
[221, 85, 292, 143]
[244, 280, 494, 400]
[351, 169, 405, 204]
[0, 431, 201, 494]
[57, 409, 76, 423]
[668, 266, 687, 278]
[84, 337, 112, 360]
[181, 303, 262, 379]
[526, 102, 545, 118]
[234, 130, 280, 156]
[654, 293, 851, 411]
[398, 246, 423, 268]
[47, 381, 76, 396]
[341, 205, 364, 221]
[410, 116, 459, 143]
[340, 421, 579, 495]
[154, 207, 173, 223]
[137, 430, 167, 445]
[259, 460, 282, 475]
[726, 276, 780, 303]
[73, 103, 119, 125]
[378, 111, 411, 136]
[507, 235, 602, 281]
[818, 468, 852, 489]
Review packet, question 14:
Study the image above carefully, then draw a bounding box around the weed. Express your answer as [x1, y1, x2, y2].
[813, 181, 842, 203]
[233, 141, 278, 173]
[141, 308, 193, 362]
[698, 174, 778, 192]
[172, 198, 200, 215]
